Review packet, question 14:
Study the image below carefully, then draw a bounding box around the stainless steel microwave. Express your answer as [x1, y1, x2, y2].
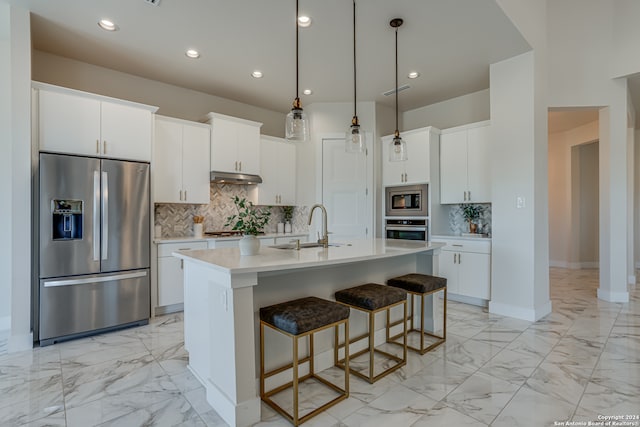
[385, 184, 428, 217]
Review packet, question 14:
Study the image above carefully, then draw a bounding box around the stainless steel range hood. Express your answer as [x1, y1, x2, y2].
[209, 170, 262, 185]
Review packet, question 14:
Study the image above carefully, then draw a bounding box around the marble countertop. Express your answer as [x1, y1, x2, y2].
[173, 238, 445, 274]
[154, 232, 309, 244]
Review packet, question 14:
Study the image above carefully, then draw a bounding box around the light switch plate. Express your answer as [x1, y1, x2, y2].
[516, 196, 525, 209]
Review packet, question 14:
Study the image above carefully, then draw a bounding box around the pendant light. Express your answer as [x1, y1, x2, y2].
[389, 18, 407, 162]
[345, 0, 364, 153]
[285, 0, 310, 142]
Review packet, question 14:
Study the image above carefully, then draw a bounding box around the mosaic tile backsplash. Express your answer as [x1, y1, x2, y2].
[154, 183, 310, 237]
[447, 203, 492, 236]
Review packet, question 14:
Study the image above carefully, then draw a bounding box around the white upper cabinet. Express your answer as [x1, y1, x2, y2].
[440, 121, 491, 204]
[382, 127, 437, 186]
[250, 136, 296, 206]
[35, 82, 157, 161]
[206, 112, 262, 176]
[154, 116, 211, 204]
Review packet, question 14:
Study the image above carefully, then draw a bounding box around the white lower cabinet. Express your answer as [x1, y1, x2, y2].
[157, 241, 207, 307]
[434, 238, 491, 302]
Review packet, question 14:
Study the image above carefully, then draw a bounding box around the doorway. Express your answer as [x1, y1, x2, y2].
[320, 136, 373, 241]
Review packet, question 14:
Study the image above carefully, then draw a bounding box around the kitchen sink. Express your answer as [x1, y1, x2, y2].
[270, 242, 343, 250]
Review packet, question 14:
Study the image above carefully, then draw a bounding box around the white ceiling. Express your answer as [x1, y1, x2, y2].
[10, 0, 531, 114]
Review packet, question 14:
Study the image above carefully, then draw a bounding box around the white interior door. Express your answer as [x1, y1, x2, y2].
[321, 137, 372, 241]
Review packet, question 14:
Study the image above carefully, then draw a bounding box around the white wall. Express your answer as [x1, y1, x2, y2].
[489, 51, 551, 321]
[0, 4, 12, 337]
[32, 50, 285, 137]
[548, 121, 599, 268]
[611, 1, 640, 79]
[1, 4, 32, 352]
[402, 89, 490, 131]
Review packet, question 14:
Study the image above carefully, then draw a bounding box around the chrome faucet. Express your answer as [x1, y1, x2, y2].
[308, 204, 329, 248]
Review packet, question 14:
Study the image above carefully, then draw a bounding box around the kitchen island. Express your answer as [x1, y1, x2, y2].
[173, 238, 444, 427]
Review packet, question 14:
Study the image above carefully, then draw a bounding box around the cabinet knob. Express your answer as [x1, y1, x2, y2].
[96, 140, 100, 154]
[103, 141, 107, 154]
[239, 161, 242, 171]
[184, 190, 187, 201]
[235, 161, 238, 171]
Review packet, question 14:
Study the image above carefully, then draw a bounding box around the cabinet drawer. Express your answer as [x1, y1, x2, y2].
[433, 239, 491, 254]
[158, 241, 207, 257]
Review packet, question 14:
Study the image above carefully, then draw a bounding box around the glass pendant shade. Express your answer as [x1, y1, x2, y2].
[389, 133, 407, 162]
[345, 118, 365, 153]
[285, 103, 309, 142]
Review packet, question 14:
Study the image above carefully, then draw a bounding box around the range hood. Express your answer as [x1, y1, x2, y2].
[209, 170, 263, 185]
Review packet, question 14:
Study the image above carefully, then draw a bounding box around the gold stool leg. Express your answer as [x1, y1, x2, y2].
[368, 310, 375, 383]
[292, 334, 299, 426]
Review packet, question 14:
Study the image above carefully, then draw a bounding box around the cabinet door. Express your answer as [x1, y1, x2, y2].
[440, 131, 468, 204]
[157, 256, 185, 306]
[382, 137, 406, 186]
[257, 139, 279, 205]
[403, 130, 430, 184]
[182, 124, 211, 204]
[278, 142, 297, 205]
[458, 252, 491, 300]
[467, 125, 491, 203]
[438, 251, 459, 294]
[153, 119, 183, 203]
[210, 118, 238, 173]
[38, 90, 101, 156]
[101, 102, 152, 161]
[237, 123, 261, 175]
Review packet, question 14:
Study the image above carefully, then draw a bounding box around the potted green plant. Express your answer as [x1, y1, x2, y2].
[282, 206, 294, 233]
[461, 204, 482, 233]
[224, 196, 271, 255]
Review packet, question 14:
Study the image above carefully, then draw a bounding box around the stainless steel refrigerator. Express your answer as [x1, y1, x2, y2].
[38, 153, 150, 345]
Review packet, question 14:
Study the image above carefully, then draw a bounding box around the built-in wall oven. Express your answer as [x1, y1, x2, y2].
[385, 184, 428, 217]
[385, 218, 429, 241]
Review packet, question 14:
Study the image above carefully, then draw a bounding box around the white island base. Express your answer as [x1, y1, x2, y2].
[174, 239, 444, 427]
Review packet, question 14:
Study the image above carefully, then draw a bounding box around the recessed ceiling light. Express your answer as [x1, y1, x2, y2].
[185, 49, 200, 59]
[251, 70, 263, 78]
[408, 71, 420, 79]
[303, 89, 313, 95]
[297, 15, 312, 27]
[98, 19, 118, 31]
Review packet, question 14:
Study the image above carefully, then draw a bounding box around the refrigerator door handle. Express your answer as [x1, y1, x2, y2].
[93, 170, 100, 261]
[43, 271, 148, 287]
[101, 170, 108, 260]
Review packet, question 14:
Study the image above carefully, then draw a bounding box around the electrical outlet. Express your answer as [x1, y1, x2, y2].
[516, 196, 525, 209]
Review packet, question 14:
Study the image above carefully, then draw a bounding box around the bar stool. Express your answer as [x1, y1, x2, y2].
[334, 283, 407, 383]
[387, 273, 447, 354]
[259, 296, 350, 426]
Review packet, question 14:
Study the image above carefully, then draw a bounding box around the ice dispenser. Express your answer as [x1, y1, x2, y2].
[52, 199, 83, 240]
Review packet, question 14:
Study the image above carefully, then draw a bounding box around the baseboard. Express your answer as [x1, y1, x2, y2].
[549, 260, 599, 270]
[488, 300, 552, 322]
[0, 315, 9, 332]
[8, 332, 33, 353]
[597, 288, 629, 303]
[154, 303, 184, 316]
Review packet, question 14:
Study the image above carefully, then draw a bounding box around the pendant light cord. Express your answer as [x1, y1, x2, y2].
[395, 25, 399, 134]
[296, 0, 300, 101]
[353, 0, 357, 118]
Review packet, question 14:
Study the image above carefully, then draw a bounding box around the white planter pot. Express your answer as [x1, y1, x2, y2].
[239, 235, 260, 256]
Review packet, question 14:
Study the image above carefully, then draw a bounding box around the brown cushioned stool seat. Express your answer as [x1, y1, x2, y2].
[334, 283, 407, 383]
[387, 273, 447, 294]
[260, 296, 350, 426]
[334, 283, 407, 311]
[387, 273, 447, 354]
[260, 296, 350, 335]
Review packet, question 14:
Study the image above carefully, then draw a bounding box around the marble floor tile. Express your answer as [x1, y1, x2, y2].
[411, 402, 488, 426]
[443, 338, 503, 370]
[3, 267, 639, 427]
[491, 385, 576, 427]
[401, 357, 476, 401]
[478, 347, 543, 385]
[442, 371, 520, 424]
[525, 361, 589, 406]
